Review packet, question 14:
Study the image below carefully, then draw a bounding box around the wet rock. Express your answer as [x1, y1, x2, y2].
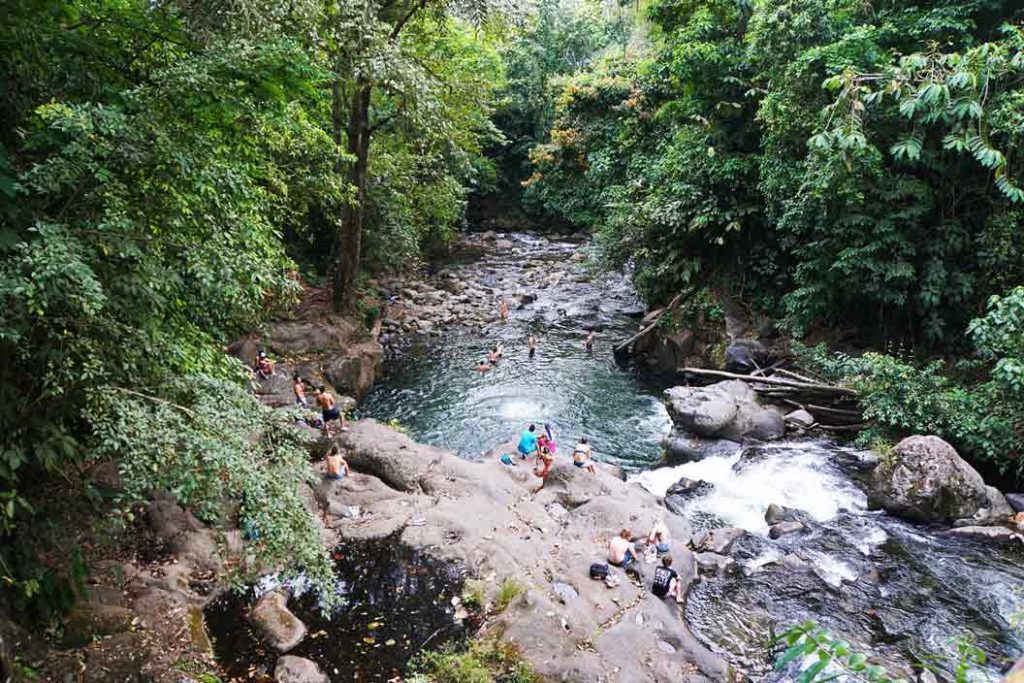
[663, 432, 738, 465]
[939, 526, 1024, 545]
[1007, 493, 1024, 513]
[275, 655, 330, 683]
[724, 339, 767, 374]
[249, 589, 307, 652]
[867, 436, 1013, 524]
[769, 521, 806, 539]
[666, 477, 713, 498]
[785, 409, 815, 429]
[695, 552, 735, 575]
[664, 477, 713, 515]
[765, 503, 806, 525]
[693, 527, 746, 554]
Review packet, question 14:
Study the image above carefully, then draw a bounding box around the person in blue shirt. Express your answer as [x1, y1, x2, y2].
[517, 424, 539, 459]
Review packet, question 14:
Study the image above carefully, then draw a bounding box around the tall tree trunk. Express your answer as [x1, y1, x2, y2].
[332, 78, 372, 312]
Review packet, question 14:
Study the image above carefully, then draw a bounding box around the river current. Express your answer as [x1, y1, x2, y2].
[361, 233, 1024, 681]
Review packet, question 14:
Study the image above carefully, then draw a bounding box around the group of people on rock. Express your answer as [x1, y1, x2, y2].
[510, 423, 597, 484]
[606, 521, 682, 603]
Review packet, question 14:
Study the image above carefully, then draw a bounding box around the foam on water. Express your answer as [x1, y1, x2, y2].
[631, 442, 867, 535]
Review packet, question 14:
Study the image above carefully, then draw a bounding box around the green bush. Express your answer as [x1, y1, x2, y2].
[413, 638, 542, 683]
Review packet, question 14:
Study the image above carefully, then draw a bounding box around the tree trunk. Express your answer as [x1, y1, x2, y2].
[332, 79, 372, 312]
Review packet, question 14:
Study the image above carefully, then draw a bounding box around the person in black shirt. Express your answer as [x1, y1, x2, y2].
[651, 555, 683, 603]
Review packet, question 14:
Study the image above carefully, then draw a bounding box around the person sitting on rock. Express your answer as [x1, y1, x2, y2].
[473, 359, 492, 372]
[573, 436, 597, 474]
[325, 446, 349, 480]
[293, 373, 309, 408]
[517, 424, 539, 459]
[315, 386, 348, 435]
[647, 518, 671, 554]
[608, 529, 637, 568]
[651, 555, 683, 604]
[255, 350, 276, 379]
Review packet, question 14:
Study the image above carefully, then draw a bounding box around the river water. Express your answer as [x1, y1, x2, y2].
[360, 233, 1024, 681]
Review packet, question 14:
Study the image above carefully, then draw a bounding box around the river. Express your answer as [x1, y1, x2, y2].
[360, 232, 1024, 681]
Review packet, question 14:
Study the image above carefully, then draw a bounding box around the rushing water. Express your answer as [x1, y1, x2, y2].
[358, 233, 1024, 681]
[361, 233, 673, 471]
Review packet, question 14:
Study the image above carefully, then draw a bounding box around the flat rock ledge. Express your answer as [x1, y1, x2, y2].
[315, 419, 732, 682]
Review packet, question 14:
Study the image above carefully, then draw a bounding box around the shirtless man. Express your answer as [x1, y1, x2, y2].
[527, 334, 537, 359]
[293, 373, 309, 408]
[583, 330, 595, 352]
[315, 386, 348, 435]
[608, 529, 637, 567]
[473, 360, 492, 372]
[325, 446, 350, 480]
[499, 299, 509, 322]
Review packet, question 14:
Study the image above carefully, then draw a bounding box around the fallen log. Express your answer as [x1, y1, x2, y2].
[677, 367, 858, 397]
[613, 293, 683, 357]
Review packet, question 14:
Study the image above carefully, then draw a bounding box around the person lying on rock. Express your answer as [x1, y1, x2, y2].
[325, 446, 349, 480]
[573, 436, 596, 474]
[255, 350, 276, 379]
[473, 359, 492, 372]
[647, 518, 671, 554]
[293, 373, 309, 408]
[315, 386, 348, 435]
[651, 555, 683, 604]
[517, 424, 539, 459]
[608, 529, 638, 568]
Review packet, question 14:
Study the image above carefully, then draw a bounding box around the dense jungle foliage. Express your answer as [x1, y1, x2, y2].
[2, 0, 1022, 627]
[526, 0, 1024, 480]
[0, 0, 509, 617]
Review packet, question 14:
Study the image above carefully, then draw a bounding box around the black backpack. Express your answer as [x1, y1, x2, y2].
[589, 562, 610, 579]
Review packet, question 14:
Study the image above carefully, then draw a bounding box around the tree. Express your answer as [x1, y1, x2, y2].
[324, 0, 509, 311]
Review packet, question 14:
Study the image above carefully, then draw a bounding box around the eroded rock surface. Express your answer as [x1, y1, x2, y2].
[665, 380, 785, 442]
[867, 436, 1013, 525]
[315, 420, 730, 682]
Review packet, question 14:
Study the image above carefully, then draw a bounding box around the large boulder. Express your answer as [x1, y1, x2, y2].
[723, 339, 767, 374]
[249, 590, 307, 652]
[663, 431, 738, 465]
[1007, 493, 1024, 513]
[323, 341, 383, 399]
[650, 330, 697, 375]
[275, 655, 330, 683]
[665, 380, 784, 442]
[867, 436, 1014, 525]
